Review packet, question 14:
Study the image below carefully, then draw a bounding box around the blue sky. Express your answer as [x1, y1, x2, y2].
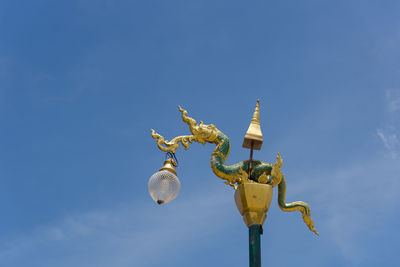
[1, 0, 400, 266]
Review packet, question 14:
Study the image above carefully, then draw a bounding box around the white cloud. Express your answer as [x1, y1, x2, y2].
[0, 187, 236, 267]
[376, 89, 400, 159]
[298, 154, 400, 263]
[386, 89, 400, 113]
[377, 129, 399, 159]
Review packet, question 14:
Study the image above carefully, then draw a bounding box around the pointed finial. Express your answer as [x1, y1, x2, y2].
[242, 99, 263, 150]
[251, 99, 260, 124]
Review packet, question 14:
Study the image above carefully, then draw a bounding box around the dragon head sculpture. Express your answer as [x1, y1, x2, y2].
[178, 105, 220, 144]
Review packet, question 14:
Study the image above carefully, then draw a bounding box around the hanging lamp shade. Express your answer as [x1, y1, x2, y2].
[148, 158, 180, 204]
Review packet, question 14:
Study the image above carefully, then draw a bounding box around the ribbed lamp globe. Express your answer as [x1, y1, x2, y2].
[148, 170, 180, 204]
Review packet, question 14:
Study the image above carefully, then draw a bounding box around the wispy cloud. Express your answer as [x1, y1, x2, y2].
[377, 129, 399, 159]
[295, 155, 400, 263]
[376, 89, 400, 159]
[287, 90, 400, 263]
[0, 187, 235, 267]
[386, 89, 400, 113]
[316, 89, 400, 261]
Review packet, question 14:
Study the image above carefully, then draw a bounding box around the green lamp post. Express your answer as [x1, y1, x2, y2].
[148, 101, 318, 267]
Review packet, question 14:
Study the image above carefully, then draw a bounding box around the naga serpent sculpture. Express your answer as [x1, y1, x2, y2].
[151, 106, 318, 235]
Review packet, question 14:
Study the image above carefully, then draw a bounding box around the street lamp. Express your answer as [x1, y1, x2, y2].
[149, 100, 318, 267]
[148, 153, 180, 205]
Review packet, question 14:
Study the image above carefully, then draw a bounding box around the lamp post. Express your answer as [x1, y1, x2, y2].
[149, 100, 318, 267]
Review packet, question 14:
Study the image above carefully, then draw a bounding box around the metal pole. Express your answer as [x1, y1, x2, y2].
[248, 141, 254, 181]
[249, 224, 261, 267]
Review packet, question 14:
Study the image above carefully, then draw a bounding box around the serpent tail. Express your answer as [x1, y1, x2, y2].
[278, 175, 319, 235]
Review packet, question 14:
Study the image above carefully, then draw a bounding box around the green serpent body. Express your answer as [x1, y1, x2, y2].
[211, 132, 272, 182]
[211, 132, 313, 219]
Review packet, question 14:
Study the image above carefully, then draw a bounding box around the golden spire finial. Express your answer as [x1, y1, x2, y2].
[251, 99, 260, 124]
[242, 99, 263, 150]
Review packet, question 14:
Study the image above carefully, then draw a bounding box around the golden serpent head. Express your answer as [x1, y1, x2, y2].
[178, 105, 220, 144]
[191, 122, 219, 144]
